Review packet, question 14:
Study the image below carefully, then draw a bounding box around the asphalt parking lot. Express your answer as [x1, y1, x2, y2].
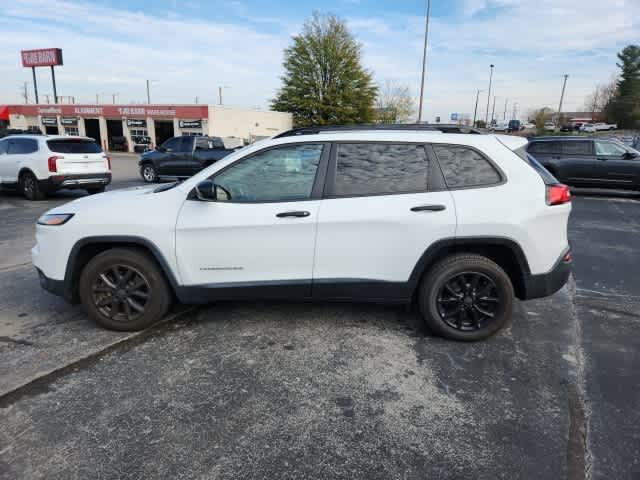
[0, 153, 638, 479]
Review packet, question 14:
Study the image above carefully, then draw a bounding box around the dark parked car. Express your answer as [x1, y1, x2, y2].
[527, 136, 640, 190]
[139, 135, 240, 182]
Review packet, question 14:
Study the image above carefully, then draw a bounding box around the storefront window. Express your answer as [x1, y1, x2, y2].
[65, 127, 79, 136]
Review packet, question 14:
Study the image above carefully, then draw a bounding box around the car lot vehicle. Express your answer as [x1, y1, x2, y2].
[527, 136, 640, 190]
[139, 135, 239, 182]
[544, 122, 556, 131]
[508, 120, 521, 132]
[0, 135, 111, 200]
[489, 121, 509, 132]
[32, 125, 572, 341]
[581, 122, 617, 132]
[522, 122, 536, 130]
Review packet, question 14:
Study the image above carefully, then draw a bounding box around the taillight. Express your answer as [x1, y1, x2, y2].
[546, 184, 571, 205]
[103, 155, 111, 170]
[47, 156, 63, 173]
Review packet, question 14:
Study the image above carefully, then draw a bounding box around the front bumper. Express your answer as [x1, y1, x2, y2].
[39, 173, 112, 192]
[523, 249, 572, 300]
[36, 268, 73, 301]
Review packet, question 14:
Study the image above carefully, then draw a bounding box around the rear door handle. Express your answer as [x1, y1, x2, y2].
[411, 205, 446, 212]
[276, 211, 310, 218]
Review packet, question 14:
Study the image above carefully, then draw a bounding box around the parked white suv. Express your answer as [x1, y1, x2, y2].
[31, 125, 572, 341]
[0, 135, 111, 200]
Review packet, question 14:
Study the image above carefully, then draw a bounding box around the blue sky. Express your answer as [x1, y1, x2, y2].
[1, 0, 639, 121]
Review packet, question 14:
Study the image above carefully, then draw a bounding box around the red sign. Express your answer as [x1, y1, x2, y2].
[21, 49, 63, 67]
[8, 104, 209, 120]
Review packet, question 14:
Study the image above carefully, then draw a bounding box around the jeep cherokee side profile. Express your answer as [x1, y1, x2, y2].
[32, 125, 572, 341]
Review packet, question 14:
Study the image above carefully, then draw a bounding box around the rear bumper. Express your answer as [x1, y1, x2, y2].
[522, 249, 572, 300]
[39, 173, 112, 192]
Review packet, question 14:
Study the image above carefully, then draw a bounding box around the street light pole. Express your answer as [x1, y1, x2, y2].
[557, 74, 569, 126]
[503, 98, 508, 121]
[146, 79, 151, 104]
[472, 89, 483, 127]
[417, 0, 431, 123]
[491, 96, 497, 125]
[484, 64, 494, 126]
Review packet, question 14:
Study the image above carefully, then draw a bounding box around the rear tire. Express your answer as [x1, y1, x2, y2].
[86, 186, 105, 195]
[20, 171, 46, 200]
[418, 254, 514, 341]
[79, 248, 171, 331]
[141, 163, 158, 183]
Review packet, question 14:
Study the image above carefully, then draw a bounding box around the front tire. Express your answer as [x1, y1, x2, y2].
[418, 254, 514, 341]
[79, 248, 171, 331]
[20, 172, 46, 200]
[140, 163, 158, 183]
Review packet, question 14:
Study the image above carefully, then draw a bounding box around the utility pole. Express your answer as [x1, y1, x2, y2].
[146, 79, 151, 104]
[112, 93, 118, 104]
[503, 98, 508, 121]
[96, 93, 99, 104]
[472, 89, 483, 127]
[44, 94, 50, 104]
[485, 64, 495, 126]
[218, 86, 223, 106]
[557, 74, 569, 126]
[491, 96, 497, 125]
[195, 96, 198, 104]
[22, 82, 29, 104]
[512, 102, 518, 120]
[417, 0, 431, 123]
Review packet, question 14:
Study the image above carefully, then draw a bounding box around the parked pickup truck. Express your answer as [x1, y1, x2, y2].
[139, 136, 240, 182]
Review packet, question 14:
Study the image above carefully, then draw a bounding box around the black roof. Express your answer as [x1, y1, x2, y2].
[529, 136, 593, 142]
[274, 123, 483, 138]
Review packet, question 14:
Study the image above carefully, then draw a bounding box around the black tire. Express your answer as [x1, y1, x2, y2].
[20, 171, 46, 200]
[86, 186, 106, 195]
[78, 248, 171, 331]
[418, 254, 514, 341]
[140, 163, 158, 183]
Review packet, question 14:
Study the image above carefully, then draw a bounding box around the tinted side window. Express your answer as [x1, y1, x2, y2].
[47, 139, 102, 154]
[178, 137, 193, 152]
[8, 139, 38, 154]
[562, 141, 592, 155]
[214, 144, 323, 202]
[161, 137, 181, 151]
[528, 141, 560, 154]
[433, 145, 501, 188]
[333, 143, 428, 196]
[195, 137, 210, 150]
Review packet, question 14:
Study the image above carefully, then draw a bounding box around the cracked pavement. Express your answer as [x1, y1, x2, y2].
[0, 157, 639, 479]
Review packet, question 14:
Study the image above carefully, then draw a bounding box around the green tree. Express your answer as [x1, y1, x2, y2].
[271, 12, 378, 126]
[606, 45, 640, 129]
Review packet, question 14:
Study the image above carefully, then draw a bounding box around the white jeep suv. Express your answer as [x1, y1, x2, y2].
[32, 125, 572, 341]
[0, 135, 111, 200]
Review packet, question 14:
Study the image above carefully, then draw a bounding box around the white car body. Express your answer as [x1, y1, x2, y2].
[544, 123, 556, 131]
[32, 127, 572, 340]
[581, 123, 617, 132]
[0, 135, 111, 197]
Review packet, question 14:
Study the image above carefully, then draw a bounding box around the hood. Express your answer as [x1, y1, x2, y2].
[49, 184, 159, 213]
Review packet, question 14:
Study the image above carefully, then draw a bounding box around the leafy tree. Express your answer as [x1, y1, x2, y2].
[271, 12, 378, 126]
[606, 45, 640, 128]
[375, 81, 415, 124]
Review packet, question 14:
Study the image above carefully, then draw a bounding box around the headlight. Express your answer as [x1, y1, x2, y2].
[37, 213, 75, 226]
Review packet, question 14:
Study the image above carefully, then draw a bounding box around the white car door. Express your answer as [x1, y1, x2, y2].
[175, 142, 329, 299]
[0, 139, 11, 183]
[313, 142, 457, 300]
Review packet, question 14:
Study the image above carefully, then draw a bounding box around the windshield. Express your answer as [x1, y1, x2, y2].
[47, 139, 102, 154]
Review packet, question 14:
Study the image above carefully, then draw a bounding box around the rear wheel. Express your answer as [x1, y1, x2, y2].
[79, 248, 171, 331]
[20, 171, 46, 200]
[141, 163, 158, 183]
[418, 254, 514, 341]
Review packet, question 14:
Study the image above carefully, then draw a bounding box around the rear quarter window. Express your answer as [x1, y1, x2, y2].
[433, 144, 501, 189]
[527, 141, 560, 155]
[47, 139, 102, 154]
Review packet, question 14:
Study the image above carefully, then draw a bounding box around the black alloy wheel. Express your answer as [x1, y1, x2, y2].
[91, 265, 151, 323]
[436, 272, 499, 331]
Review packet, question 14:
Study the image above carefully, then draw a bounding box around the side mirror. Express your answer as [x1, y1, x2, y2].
[194, 179, 231, 202]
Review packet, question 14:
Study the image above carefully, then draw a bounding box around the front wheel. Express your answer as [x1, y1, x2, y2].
[78, 248, 171, 331]
[140, 163, 158, 183]
[418, 254, 514, 341]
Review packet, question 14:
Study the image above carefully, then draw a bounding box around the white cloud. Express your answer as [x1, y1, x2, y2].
[0, 0, 638, 121]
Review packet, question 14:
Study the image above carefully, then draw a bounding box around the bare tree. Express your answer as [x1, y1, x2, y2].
[375, 81, 415, 124]
[583, 77, 618, 119]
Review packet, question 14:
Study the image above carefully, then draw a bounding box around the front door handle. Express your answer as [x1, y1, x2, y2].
[411, 205, 446, 212]
[276, 211, 310, 218]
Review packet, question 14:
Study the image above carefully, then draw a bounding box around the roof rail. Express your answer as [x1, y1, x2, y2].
[274, 123, 483, 138]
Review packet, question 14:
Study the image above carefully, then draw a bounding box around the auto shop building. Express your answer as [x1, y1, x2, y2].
[4, 104, 292, 152]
